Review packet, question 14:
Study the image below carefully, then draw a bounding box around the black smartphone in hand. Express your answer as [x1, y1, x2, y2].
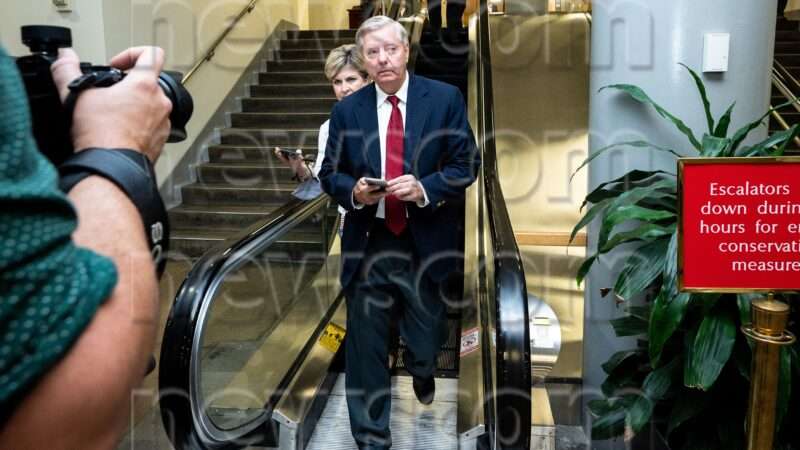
[363, 177, 387, 191]
[276, 147, 301, 159]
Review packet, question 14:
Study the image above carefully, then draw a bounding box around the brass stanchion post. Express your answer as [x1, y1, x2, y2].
[742, 293, 796, 450]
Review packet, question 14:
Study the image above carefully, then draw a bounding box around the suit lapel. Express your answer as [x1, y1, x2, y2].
[404, 75, 431, 174]
[354, 84, 382, 176]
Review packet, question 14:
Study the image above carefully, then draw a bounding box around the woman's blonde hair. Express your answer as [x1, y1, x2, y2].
[324, 44, 368, 81]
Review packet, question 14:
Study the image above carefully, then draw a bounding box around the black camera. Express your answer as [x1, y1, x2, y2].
[15, 25, 194, 167]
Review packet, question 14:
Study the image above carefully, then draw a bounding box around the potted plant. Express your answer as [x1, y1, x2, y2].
[571, 64, 800, 449]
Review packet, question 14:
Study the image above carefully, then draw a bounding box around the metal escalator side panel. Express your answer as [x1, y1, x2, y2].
[474, 1, 532, 448]
[158, 196, 340, 449]
[271, 297, 347, 450]
[458, 14, 489, 450]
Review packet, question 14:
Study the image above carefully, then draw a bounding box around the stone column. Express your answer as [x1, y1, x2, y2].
[584, 0, 778, 447]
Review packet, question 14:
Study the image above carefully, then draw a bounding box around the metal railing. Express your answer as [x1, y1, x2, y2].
[181, 0, 260, 84]
[474, 0, 532, 447]
[771, 60, 800, 149]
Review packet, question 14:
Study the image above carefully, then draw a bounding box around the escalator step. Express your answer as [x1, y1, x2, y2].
[392, 317, 461, 377]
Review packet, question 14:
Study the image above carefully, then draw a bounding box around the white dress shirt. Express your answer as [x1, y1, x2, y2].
[354, 72, 429, 217]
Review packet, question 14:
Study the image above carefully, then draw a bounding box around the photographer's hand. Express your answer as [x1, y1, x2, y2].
[50, 47, 172, 163]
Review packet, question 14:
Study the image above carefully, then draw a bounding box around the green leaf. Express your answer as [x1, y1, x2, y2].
[736, 294, 757, 326]
[570, 198, 611, 245]
[736, 124, 800, 157]
[776, 123, 800, 155]
[626, 305, 651, 322]
[679, 63, 714, 135]
[589, 396, 637, 440]
[728, 96, 799, 154]
[662, 231, 679, 298]
[713, 101, 736, 137]
[573, 177, 677, 248]
[613, 238, 670, 300]
[602, 349, 642, 375]
[600, 83, 702, 151]
[667, 389, 709, 436]
[732, 332, 752, 381]
[627, 357, 682, 432]
[601, 350, 648, 397]
[776, 347, 792, 428]
[600, 222, 676, 254]
[700, 133, 731, 157]
[576, 254, 598, 286]
[597, 204, 675, 252]
[602, 365, 641, 397]
[571, 140, 683, 182]
[684, 304, 737, 390]
[611, 315, 649, 337]
[581, 170, 674, 211]
[649, 290, 691, 366]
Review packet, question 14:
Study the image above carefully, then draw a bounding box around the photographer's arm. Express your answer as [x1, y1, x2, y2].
[0, 47, 171, 450]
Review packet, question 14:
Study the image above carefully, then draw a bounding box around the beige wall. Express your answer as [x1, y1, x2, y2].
[130, 0, 299, 183]
[308, 0, 358, 30]
[0, 0, 108, 60]
[1, 0, 360, 184]
[1, 0, 298, 185]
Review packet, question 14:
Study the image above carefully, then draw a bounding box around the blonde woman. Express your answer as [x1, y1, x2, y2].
[275, 44, 370, 184]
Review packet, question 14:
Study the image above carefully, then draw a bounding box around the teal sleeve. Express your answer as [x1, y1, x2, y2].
[0, 46, 118, 407]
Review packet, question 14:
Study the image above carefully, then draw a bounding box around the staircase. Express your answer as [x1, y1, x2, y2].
[414, 29, 469, 102]
[168, 29, 356, 260]
[771, 9, 800, 153]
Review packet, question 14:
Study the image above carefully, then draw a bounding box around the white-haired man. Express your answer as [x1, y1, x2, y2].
[319, 15, 480, 450]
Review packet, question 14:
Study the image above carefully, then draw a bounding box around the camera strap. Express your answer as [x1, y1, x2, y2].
[59, 148, 169, 277]
[62, 68, 124, 129]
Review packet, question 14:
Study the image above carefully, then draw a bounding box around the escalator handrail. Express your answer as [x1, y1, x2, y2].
[158, 194, 330, 449]
[475, 0, 532, 447]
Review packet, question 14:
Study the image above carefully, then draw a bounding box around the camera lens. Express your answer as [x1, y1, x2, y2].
[157, 71, 194, 143]
[21, 25, 72, 55]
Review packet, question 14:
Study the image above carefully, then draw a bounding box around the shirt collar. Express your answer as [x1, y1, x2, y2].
[375, 71, 410, 108]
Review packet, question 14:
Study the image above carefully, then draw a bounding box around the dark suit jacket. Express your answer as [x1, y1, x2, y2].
[319, 74, 480, 288]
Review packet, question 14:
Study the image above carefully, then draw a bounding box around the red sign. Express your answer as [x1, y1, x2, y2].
[679, 157, 800, 292]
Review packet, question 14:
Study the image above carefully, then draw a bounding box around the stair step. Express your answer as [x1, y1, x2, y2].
[250, 83, 332, 97]
[776, 18, 799, 31]
[169, 204, 283, 230]
[170, 228, 326, 259]
[208, 145, 318, 163]
[776, 41, 799, 53]
[195, 162, 297, 185]
[181, 183, 298, 206]
[280, 38, 355, 50]
[775, 53, 800, 66]
[219, 128, 319, 147]
[285, 29, 356, 39]
[266, 59, 327, 72]
[230, 112, 329, 129]
[771, 65, 800, 80]
[274, 49, 330, 61]
[169, 204, 334, 233]
[259, 71, 329, 84]
[242, 97, 336, 113]
[777, 30, 800, 41]
[415, 57, 469, 73]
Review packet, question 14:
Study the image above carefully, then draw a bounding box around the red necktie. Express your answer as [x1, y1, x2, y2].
[385, 95, 406, 235]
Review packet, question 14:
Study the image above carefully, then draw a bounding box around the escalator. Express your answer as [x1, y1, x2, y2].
[157, 2, 531, 449]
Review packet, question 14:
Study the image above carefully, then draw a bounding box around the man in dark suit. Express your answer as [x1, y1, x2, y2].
[319, 15, 479, 450]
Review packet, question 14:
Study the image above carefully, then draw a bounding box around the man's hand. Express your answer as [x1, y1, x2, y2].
[353, 177, 386, 205]
[386, 174, 425, 203]
[50, 47, 172, 163]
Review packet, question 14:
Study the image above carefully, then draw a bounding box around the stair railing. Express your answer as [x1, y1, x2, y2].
[771, 60, 800, 149]
[182, 0, 260, 84]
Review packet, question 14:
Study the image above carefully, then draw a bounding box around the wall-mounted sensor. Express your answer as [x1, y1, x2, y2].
[53, 0, 73, 12]
[703, 33, 730, 73]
